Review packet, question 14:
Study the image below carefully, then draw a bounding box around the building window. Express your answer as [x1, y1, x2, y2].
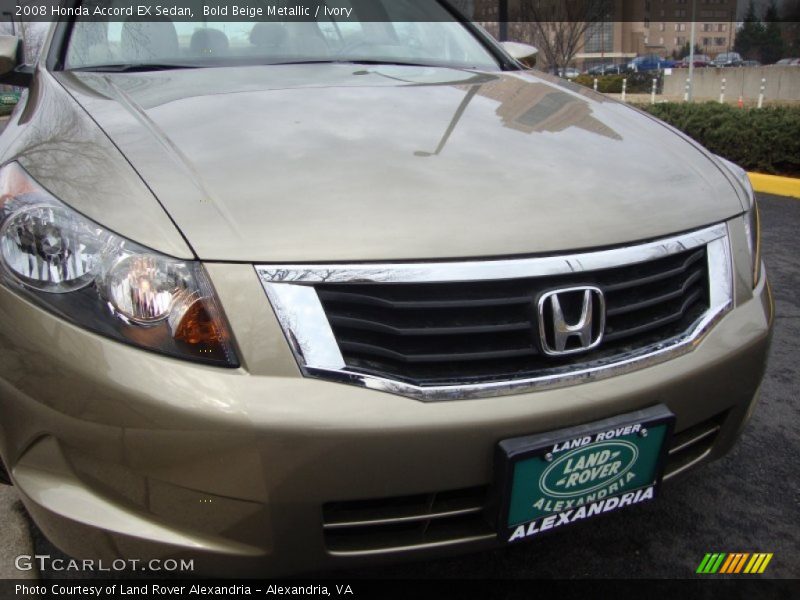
[715, 37, 726, 46]
[584, 21, 614, 53]
[717, 24, 726, 32]
[659, 22, 665, 32]
[702, 37, 711, 46]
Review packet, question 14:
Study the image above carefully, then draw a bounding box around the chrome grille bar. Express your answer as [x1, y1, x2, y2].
[257, 223, 733, 401]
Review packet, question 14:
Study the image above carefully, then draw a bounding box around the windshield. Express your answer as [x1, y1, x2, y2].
[64, 0, 500, 71]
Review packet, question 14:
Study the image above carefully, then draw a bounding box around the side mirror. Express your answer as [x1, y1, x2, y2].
[500, 41, 538, 61]
[0, 35, 32, 87]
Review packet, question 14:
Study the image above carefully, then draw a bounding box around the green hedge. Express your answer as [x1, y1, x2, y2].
[638, 102, 800, 176]
[574, 73, 661, 94]
[575, 74, 624, 93]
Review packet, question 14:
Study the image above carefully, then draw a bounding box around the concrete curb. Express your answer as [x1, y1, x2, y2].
[748, 173, 800, 200]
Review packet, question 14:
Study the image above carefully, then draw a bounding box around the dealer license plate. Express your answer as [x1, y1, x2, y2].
[495, 405, 674, 543]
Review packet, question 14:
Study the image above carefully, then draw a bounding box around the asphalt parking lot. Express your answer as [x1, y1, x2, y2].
[1, 194, 797, 580]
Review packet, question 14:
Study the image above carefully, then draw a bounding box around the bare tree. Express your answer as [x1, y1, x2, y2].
[3, 1, 49, 65]
[782, 0, 800, 56]
[517, 0, 611, 74]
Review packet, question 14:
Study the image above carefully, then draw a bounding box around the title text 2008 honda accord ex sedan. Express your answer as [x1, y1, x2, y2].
[0, 3, 772, 578]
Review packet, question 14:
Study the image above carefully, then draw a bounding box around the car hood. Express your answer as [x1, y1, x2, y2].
[57, 65, 743, 262]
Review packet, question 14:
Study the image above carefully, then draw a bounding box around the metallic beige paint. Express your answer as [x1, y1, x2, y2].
[53, 65, 745, 262]
[0, 69, 193, 259]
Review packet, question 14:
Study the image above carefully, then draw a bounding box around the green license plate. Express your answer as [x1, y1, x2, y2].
[495, 405, 674, 543]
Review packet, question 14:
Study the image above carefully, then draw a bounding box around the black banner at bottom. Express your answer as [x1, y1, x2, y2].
[2, 579, 799, 600]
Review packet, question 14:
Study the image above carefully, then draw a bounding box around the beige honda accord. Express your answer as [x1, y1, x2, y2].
[0, 1, 772, 578]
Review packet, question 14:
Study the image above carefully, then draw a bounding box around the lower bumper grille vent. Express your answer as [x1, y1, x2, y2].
[322, 485, 492, 555]
[664, 412, 727, 479]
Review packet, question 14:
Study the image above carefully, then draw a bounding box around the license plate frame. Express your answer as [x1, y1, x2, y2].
[494, 405, 675, 543]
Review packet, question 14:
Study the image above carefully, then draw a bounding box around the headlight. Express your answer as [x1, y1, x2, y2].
[715, 155, 761, 287]
[0, 163, 238, 367]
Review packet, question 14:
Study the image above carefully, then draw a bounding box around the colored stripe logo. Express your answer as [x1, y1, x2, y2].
[697, 553, 773, 574]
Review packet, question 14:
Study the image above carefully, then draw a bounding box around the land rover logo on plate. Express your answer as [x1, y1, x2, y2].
[496, 405, 675, 543]
[540, 441, 639, 498]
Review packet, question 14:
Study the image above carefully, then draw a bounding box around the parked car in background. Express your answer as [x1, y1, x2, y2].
[676, 54, 712, 68]
[587, 63, 624, 75]
[627, 54, 676, 72]
[558, 67, 580, 79]
[714, 52, 743, 67]
[774, 58, 800, 66]
[740, 60, 762, 67]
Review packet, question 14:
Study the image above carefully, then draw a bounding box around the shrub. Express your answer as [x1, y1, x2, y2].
[575, 74, 625, 93]
[574, 72, 663, 94]
[638, 102, 800, 176]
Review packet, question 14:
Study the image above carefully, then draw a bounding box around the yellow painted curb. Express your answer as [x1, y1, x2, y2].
[747, 172, 800, 200]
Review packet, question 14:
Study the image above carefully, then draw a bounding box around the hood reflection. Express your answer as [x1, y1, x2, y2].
[473, 77, 622, 140]
[422, 75, 622, 158]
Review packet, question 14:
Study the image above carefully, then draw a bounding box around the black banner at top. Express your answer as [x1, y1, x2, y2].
[0, 0, 779, 24]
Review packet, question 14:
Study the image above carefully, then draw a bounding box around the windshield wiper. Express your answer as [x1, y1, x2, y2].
[70, 63, 200, 73]
[269, 59, 439, 68]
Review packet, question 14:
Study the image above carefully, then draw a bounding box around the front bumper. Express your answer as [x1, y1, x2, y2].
[0, 257, 773, 577]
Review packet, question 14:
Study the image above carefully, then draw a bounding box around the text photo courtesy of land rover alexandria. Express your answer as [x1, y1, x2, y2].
[0, 0, 772, 577]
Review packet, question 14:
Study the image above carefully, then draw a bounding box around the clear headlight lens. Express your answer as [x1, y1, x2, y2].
[715, 155, 761, 287]
[0, 203, 108, 292]
[104, 255, 188, 323]
[0, 163, 238, 367]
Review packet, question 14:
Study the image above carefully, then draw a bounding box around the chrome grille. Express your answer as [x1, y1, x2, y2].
[257, 223, 733, 400]
[315, 247, 708, 385]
